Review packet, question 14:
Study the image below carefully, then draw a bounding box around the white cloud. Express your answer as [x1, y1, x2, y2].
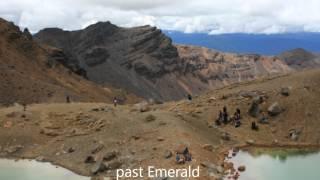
[1, 0, 320, 34]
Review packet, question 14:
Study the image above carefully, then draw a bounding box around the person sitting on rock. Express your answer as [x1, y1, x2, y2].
[251, 121, 259, 130]
[233, 108, 241, 120]
[182, 147, 192, 162]
[176, 152, 180, 161]
[234, 113, 241, 128]
[176, 153, 185, 164]
[184, 152, 192, 161]
[183, 147, 189, 155]
[234, 108, 241, 127]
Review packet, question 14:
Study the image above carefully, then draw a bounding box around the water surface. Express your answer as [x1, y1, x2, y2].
[226, 149, 320, 180]
[0, 159, 89, 180]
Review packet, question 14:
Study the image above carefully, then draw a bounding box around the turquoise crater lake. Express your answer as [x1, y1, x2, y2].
[226, 148, 320, 180]
[0, 159, 89, 180]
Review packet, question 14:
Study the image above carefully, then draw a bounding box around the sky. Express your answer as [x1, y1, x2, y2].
[1, 0, 320, 34]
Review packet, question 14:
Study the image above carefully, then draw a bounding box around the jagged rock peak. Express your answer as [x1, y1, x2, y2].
[23, 28, 32, 40]
[84, 21, 119, 31]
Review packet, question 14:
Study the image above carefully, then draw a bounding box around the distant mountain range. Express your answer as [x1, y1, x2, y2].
[165, 31, 320, 55]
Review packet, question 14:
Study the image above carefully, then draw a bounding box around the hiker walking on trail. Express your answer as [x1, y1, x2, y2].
[113, 97, 118, 107]
[187, 94, 192, 101]
[251, 121, 259, 130]
[66, 96, 70, 103]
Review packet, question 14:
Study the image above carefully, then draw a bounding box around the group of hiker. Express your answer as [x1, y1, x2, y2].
[215, 106, 242, 128]
[185, 93, 262, 131]
[215, 106, 263, 130]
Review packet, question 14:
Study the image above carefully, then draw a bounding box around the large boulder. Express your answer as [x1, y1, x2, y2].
[85, 155, 96, 163]
[90, 161, 107, 175]
[246, 139, 255, 145]
[105, 160, 122, 170]
[289, 129, 302, 141]
[249, 96, 263, 117]
[35, 156, 46, 162]
[134, 101, 151, 112]
[249, 100, 260, 117]
[268, 102, 283, 116]
[238, 165, 246, 172]
[248, 96, 263, 117]
[163, 150, 172, 159]
[281, 87, 290, 96]
[103, 151, 118, 161]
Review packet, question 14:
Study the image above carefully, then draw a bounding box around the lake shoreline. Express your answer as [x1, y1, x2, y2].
[222, 144, 320, 180]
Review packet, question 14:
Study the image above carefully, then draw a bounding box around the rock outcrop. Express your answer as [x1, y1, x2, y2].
[34, 22, 294, 101]
[35, 22, 185, 101]
[268, 102, 283, 116]
[278, 48, 320, 69]
[177, 45, 292, 81]
[0, 18, 137, 105]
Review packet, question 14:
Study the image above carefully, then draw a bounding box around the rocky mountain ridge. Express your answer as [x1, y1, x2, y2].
[278, 48, 320, 69]
[0, 18, 137, 105]
[34, 21, 306, 101]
